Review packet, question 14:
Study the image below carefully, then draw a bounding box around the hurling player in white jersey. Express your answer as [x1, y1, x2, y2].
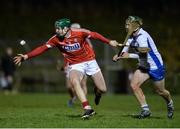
[113, 16, 174, 119]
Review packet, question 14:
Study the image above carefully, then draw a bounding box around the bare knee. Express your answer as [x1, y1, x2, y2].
[156, 89, 168, 96]
[96, 86, 107, 94]
[101, 87, 107, 93]
[94, 80, 107, 93]
[130, 83, 140, 91]
[70, 78, 80, 88]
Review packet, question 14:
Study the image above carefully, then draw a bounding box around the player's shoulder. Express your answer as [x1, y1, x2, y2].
[136, 29, 148, 38]
[48, 34, 57, 40]
[138, 28, 150, 36]
[71, 28, 90, 33]
[47, 34, 59, 44]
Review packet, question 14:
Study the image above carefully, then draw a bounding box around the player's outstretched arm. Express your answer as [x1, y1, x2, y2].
[14, 44, 50, 66]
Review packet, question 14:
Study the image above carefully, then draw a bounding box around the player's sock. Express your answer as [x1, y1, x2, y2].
[141, 104, 150, 111]
[167, 99, 174, 119]
[82, 101, 91, 110]
[167, 100, 173, 107]
[67, 99, 73, 107]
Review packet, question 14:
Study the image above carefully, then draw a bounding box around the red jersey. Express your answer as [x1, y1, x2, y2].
[27, 28, 110, 65]
[63, 38, 94, 67]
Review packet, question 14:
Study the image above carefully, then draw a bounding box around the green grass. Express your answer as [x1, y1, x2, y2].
[0, 93, 179, 128]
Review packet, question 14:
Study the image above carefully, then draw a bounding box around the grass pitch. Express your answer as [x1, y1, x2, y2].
[0, 93, 179, 128]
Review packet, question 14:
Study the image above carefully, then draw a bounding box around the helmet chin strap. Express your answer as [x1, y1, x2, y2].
[57, 28, 70, 39]
[64, 28, 71, 38]
[134, 27, 139, 31]
[133, 27, 140, 33]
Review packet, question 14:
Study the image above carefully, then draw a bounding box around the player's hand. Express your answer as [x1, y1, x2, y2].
[112, 54, 121, 62]
[113, 52, 129, 62]
[13, 54, 28, 66]
[109, 40, 119, 47]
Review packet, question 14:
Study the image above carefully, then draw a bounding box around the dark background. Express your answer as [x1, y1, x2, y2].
[0, 0, 180, 93]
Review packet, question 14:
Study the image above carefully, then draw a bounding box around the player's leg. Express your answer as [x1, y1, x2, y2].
[6, 75, 13, 91]
[69, 70, 95, 119]
[67, 74, 88, 107]
[66, 77, 74, 98]
[64, 65, 77, 107]
[86, 60, 107, 105]
[91, 70, 107, 105]
[69, 70, 88, 104]
[3, 75, 13, 95]
[81, 75, 88, 95]
[66, 77, 77, 107]
[154, 79, 174, 119]
[130, 69, 151, 118]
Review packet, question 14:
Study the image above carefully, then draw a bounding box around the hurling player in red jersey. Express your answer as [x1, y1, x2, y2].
[66, 23, 94, 107]
[56, 23, 90, 107]
[14, 18, 119, 119]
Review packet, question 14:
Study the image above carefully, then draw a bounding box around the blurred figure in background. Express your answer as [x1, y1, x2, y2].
[113, 16, 174, 119]
[0, 47, 16, 94]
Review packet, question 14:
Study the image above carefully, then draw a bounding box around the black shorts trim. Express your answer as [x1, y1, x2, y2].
[137, 66, 149, 73]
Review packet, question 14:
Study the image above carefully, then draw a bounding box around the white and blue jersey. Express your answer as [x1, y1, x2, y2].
[122, 28, 165, 81]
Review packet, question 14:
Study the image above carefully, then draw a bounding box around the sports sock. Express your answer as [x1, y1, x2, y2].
[141, 104, 150, 111]
[82, 101, 91, 110]
[167, 100, 173, 107]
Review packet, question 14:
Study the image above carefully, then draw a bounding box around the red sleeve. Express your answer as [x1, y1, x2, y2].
[88, 32, 110, 44]
[27, 35, 58, 59]
[78, 28, 110, 44]
[46, 35, 58, 47]
[26, 44, 49, 59]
